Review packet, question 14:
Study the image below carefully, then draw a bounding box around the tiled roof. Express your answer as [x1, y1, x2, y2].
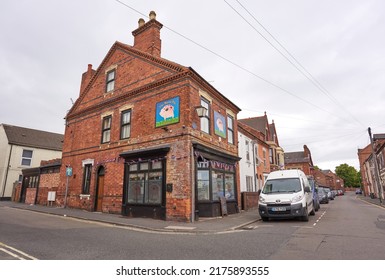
[239, 116, 267, 133]
[284, 151, 309, 164]
[2, 124, 63, 151]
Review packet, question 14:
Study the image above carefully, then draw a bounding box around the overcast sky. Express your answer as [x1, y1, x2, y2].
[1, 0, 384, 171]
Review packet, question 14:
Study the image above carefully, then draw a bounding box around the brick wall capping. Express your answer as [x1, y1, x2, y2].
[132, 18, 163, 37]
[40, 162, 62, 170]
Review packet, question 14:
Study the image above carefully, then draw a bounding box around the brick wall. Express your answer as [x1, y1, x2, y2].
[12, 183, 21, 202]
[25, 188, 37, 204]
[37, 172, 61, 206]
[241, 192, 260, 211]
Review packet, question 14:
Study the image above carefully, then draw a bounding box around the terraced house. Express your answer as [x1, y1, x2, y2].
[57, 12, 241, 222]
[0, 124, 63, 201]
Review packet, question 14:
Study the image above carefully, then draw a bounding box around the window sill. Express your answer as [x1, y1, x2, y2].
[80, 194, 90, 200]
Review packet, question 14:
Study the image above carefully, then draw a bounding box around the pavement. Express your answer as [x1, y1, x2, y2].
[0, 200, 261, 234]
[356, 193, 385, 209]
[1, 192, 383, 234]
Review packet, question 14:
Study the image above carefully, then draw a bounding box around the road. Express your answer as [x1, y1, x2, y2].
[0, 193, 384, 260]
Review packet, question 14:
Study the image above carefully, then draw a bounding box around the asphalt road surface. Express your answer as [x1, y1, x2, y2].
[0, 193, 384, 260]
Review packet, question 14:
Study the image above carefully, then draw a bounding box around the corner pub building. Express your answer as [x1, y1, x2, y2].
[57, 12, 241, 222]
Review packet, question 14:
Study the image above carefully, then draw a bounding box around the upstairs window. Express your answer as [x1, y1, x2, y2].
[245, 140, 250, 162]
[200, 97, 210, 134]
[263, 149, 267, 167]
[269, 148, 274, 164]
[106, 69, 115, 92]
[101, 116, 112, 143]
[227, 115, 234, 144]
[21, 149, 33, 166]
[120, 110, 131, 140]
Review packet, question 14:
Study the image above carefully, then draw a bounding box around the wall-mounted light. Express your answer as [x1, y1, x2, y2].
[195, 105, 208, 118]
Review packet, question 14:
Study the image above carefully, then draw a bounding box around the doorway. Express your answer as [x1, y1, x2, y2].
[95, 166, 105, 212]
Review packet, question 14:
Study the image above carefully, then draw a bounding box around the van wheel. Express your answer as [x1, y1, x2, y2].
[302, 207, 309, 221]
[261, 217, 269, 222]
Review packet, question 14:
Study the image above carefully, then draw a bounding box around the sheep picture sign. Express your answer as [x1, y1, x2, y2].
[155, 96, 180, 128]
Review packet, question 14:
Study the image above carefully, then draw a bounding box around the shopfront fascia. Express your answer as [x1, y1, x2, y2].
[193, 143, 241, 217]
[120, 145, 170, 220]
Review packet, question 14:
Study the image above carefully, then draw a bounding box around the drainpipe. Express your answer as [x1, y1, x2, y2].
[1, 144, 13, 199]
[191, 144, 195, 222]
[252, 141, 257, 192]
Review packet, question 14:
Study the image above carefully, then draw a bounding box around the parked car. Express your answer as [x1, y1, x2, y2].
[355, 189, 362, 195]
[258, 170, 315, 222]
[308, 176, 320, 212]
[318, 187, 329, 204]
[331, 190, 338, 198]
[323, 187, 334, 200]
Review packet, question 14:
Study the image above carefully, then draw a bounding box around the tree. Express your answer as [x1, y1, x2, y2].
[335, 163, 361, 188]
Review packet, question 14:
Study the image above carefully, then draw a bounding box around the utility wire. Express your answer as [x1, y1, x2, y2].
[114, 0, 353, 124]
[241, 107, 343, 126]
[283, 128, 367, 148]
[228, 0, 366, 128]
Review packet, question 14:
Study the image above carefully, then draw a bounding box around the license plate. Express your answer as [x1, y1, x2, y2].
[272, 207, 286, 211]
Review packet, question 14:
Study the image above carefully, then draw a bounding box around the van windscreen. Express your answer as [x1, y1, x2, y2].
[262, 178, 301, 194]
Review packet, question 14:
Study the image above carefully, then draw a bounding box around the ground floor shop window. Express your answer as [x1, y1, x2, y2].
[197, 169, 210, 201]
[197, 161, 236, 202]
[126, 160, 163, 205]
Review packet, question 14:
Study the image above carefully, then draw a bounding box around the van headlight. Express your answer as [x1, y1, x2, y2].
[291, 194, 303, 203]
[259, 196, 266, 204]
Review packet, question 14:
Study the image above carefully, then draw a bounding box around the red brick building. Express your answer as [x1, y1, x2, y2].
[358, 144, 372, 195]
[56, 12, 241, 222]
[312, 169, 343, 190]
[321, 170, 344, 190]
[14, 159, 61, 205]
[284, 145, 314, 176]
[358, 134, 385, 198]
[313, 169, 333, 188]
[239, 113, 284, 172]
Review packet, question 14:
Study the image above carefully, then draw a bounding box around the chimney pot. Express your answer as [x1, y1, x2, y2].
[149, 11, 156, 20]
[138, 18, 145, 27]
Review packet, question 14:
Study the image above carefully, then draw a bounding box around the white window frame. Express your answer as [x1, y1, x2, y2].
[21, 149, 33, 166]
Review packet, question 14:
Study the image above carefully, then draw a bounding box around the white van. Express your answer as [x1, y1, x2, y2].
[258, 170, 315, 221]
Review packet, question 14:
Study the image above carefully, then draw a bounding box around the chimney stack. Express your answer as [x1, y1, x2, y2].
[132, 11, 163, 57]
[79, 64, 95, 95]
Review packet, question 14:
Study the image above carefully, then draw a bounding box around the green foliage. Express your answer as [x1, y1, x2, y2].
[335, 163, 361, 188]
